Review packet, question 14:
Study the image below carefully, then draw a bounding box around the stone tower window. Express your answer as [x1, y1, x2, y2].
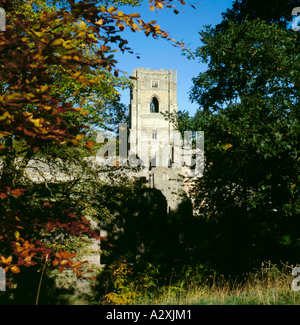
[150, 97, 159, 113]
[152, 131, 157, 139]
[152, 80, 159, 88]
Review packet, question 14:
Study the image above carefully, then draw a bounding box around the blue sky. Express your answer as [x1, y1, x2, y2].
[114, 0, 235, 116]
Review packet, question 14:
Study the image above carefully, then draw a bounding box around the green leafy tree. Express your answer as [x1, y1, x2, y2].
[187, 1, 299, 274]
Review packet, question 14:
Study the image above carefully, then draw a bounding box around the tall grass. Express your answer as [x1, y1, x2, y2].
[133, 262, 300, 305]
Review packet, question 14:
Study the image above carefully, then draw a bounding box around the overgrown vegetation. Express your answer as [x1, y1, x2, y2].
[92, 260, 300, 305]
[177, 0, 299, 276]
[0, 0, 299, 305]
[0, 0, 187, 300]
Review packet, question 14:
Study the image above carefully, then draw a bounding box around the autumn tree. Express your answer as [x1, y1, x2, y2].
[0, 0, 188, 295]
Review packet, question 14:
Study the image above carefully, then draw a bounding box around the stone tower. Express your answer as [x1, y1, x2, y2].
[129, 68, 178, 167]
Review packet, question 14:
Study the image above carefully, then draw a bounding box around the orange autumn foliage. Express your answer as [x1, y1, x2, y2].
[0, 0, 189, 288]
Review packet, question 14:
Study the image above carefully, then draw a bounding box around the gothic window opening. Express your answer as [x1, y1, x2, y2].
[150, 96, 159, 113]
[152, 131, 157, 140]
[152, 80, 159, 88]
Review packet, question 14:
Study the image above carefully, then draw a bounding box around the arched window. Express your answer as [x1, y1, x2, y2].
[150, 97, 159, 113]
[152, 131, 157, 140]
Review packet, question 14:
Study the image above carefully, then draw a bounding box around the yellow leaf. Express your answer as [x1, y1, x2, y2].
[40, 85, 48, 92]
[14, 231, 20, 239]
[39, 13, 47, 22]
[33, 54, 45, 62]
[23, 93, 35, 100]
[107, 6, 117, 13]
[78, 21, 87, 29]
[96, 19, 103, 26]
[0, 132, 12, 138]
[0, 111, 12, 121]
[28, 116, 43, 128]
[88, 33, 96, 40]
[70, 139, 79, 146]
[76, 135, 84, 140]
[3, 93, 24, 102]
[131, 23, 139, 31]
[51, 38, 64, 46]
[78, 32, 86, 38]
[1, 255, 12, 265]
[130, 13, 140, 18]
[11, 266, 20, 273]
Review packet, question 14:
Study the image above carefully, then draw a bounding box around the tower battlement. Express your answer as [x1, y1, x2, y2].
[129, 68, 178, 167]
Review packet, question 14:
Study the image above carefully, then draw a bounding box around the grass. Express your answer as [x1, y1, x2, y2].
[115, 262, 300, 305]
[148, 284, 299, 305]
[3, 260, 299, 305]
